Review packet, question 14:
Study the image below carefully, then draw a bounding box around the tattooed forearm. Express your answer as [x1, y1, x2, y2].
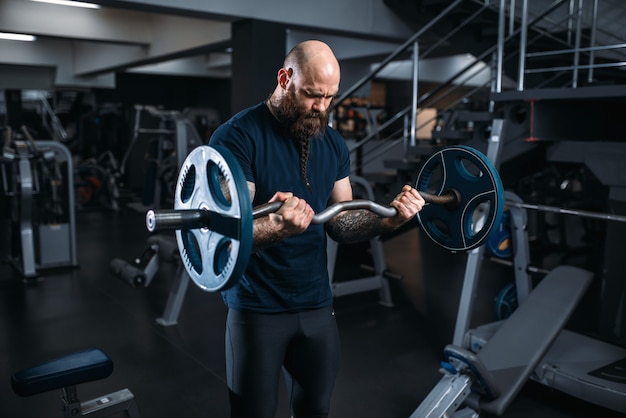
[325, 209, 395, 244]
[252, 216, 286, 252]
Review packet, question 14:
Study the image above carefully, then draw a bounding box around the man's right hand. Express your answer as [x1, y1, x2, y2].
[267, 191, 315, 236]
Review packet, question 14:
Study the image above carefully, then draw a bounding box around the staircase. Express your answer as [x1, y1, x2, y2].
[336, 0, 626, 207]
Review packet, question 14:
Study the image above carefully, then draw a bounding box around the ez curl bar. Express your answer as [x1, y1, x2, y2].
[145, 145, 505, 292]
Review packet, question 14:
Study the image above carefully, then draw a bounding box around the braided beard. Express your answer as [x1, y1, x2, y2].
[270, 87, 329, 188]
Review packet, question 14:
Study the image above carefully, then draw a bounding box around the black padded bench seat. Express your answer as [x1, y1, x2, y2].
[12, 348, 113, 397]
[475, 265, 593, 415]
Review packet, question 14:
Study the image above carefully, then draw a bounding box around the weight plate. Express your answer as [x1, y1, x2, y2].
[416, 145, 504, 252]
[486, 207, 512, 258]
[174, 145, 252, 292]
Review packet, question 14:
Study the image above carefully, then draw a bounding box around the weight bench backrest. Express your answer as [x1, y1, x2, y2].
[477, 265, 592, 415]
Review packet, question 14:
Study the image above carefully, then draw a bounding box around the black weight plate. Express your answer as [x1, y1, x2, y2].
[416, 145, 504, 252]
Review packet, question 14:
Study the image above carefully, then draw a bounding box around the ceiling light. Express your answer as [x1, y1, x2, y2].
[0, 32, 37, 42]
[31, 0, 101, 9]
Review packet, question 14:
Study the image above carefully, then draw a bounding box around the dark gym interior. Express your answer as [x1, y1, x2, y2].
[2, 1, 626, 417]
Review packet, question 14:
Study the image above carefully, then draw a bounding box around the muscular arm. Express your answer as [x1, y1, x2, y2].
[326, 209, 392, 243]
[250, 183, 316, 252]
[325, 177, 424, 244]
[253, 214, 291, 252]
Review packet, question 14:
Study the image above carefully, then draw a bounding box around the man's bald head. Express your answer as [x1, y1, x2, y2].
[283, 40, 340, 84]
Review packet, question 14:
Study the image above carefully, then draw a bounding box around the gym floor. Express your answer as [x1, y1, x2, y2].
[0, 205, 623, 418]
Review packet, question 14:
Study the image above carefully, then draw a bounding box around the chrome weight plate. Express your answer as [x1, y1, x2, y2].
[174, 145, 252, 292]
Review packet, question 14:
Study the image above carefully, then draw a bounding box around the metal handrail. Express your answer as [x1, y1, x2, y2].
[517, 0, 626, 88]
[344, 0, 626, 173]
[332, 0, 467, 109]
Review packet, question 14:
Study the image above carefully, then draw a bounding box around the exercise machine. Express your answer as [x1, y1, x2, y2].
[411, 264, 593, 417]
[123, 105, 203, 212]
[414, 192, 626, 416]
[110, 234, 190, 326]
[1, 127, 78, 279]
[75, 149, 123, 211]
[411, 119, 626, 416]
[11, 348, 142, 418]
[463, 191, 626, 414]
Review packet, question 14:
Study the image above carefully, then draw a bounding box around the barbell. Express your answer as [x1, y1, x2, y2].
[145, 144, 504, 292]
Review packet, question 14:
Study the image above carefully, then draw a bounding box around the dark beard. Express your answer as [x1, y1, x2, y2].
[270, 88, 328, 143]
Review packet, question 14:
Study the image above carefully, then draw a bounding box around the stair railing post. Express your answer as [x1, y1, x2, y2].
[518, 0, 530, 91]
[588, 0, 599, 84]
[508, 0, 516, 36]
[410, 40, 419, 148]
[496, 0, 507, 93]
[572, 0, 584, 88]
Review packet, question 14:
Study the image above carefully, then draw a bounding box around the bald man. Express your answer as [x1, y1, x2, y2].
[210, 40, 424, 418]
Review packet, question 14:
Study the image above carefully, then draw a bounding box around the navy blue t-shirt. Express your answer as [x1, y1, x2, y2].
[209, 102, 351, 313]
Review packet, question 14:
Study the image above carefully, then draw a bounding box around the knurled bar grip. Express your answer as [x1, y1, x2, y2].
[146, 191, 457, 233]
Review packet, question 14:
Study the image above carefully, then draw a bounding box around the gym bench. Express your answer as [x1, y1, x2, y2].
[11, 348, 142, 418]
[411, 265, 593, 417]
